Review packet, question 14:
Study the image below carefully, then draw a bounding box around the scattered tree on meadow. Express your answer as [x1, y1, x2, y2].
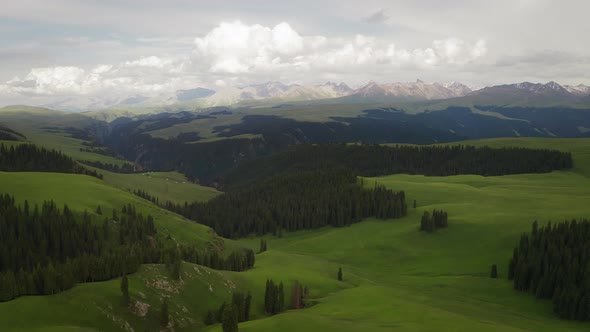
[222, 303, 238, 332]
[121, 274, 129, 305]
[413, 200, 417, 209]
[204, 310, 215, 325]
[259, 239, 267, 253]
[96, 205, 102, 215]
[264, 279, 285, 315]
[420, 210, 448, 233]
[338, 267, 343, 281]
[160, 299, 169, 328]
[244, 292, 252, 321]
[490, 264, 498, 279]
[292, 280, 304, 309]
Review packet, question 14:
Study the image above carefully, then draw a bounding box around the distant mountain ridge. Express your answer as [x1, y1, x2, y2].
[42, 80, 590, 112]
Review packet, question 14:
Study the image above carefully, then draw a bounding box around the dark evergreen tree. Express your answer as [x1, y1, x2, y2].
[244, 292, 252, 321]
[222, 303, 238, 332]
[121, 274, 129, 305]
[338, 267, 343, 281]
[278, 282, 284, 313]
[490, 264, 498, 279]
[204, 310, 215, 325]
[160, 299, 169, 328]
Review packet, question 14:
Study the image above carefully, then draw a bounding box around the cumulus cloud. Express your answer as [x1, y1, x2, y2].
[194, 21, 304, 73]
[192, 21, 486, 74]
[1, 21, 488, 102]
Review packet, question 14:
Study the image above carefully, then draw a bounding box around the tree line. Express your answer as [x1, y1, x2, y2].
[508, 219, 590, 321]
[164, 170, 407, 239]
[420, 210, 449, 233]
[224, 144, 573, 188]
[0, 143, 101, 178]
[79, 160, 137, 174]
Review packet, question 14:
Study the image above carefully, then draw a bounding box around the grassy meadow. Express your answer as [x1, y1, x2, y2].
[1, 137, 590, 331]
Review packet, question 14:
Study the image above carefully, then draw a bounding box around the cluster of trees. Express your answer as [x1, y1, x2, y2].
[264, 279, 285, 315]
[420, 210, 449, 233]
[133, 189, 160, 205]
[508, 220, 590, 320]
[166, 170, 407, 238]
[79, 160, 137, 173]
[225, 144, 573, 187]
[205, 291, 252, 330]
[178, 245, 255, 272]
[0, 143, 102, 178]
[0, 196, 157, 301]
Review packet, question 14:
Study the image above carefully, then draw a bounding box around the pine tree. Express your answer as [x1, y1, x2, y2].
[204, 310, 215, 325]
[160, 299, 169, 328]
[278, 282, 284, 313]
[244, 292, 252, 321]
[338, 267, 343, 281]
[120, 274, 129, 305]
[490, 264, 498, 279]
[222, 303, 238, 332]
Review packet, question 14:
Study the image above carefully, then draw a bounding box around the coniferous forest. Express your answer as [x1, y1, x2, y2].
[165, 170, 407, 238]
[0, 143, 102, 178]
[508, 220, 590, 321]
[224, 144, 573, 187]
[0, 194, 254, 302]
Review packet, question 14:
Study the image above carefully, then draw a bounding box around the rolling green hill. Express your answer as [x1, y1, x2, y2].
[2, 138, 590, 331]
[99, 170, 221, 204]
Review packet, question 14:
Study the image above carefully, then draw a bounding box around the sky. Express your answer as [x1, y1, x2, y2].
[1, 0, 589, 105]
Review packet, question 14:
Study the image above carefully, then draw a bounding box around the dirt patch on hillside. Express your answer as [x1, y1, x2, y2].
[130, 301, 151, 317]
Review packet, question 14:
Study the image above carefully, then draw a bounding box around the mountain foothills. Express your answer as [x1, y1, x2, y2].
[2, 81, 590, 331]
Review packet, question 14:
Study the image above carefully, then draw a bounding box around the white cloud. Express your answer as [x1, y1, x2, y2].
[1, 21, 488, 103]
[194, 21, 304, 74]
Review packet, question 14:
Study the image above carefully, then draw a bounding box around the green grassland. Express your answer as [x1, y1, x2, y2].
[99, 170, 221, 204]
[2, 138, 590, 331]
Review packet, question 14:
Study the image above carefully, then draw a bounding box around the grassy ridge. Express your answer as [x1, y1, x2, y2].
[99, 170, 221, 204]
[0, 171, 216, 245]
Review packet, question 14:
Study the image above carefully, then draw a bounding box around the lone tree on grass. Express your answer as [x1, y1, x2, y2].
[490, 264, 498, 278]
[160, 299, 169, 328]
[120, 274, 129, 305]
[222, 303, 238, 332]
[338, 267, 343, 281]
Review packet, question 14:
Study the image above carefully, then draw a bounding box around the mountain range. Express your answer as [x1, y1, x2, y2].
[42, 80, 590, 112]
